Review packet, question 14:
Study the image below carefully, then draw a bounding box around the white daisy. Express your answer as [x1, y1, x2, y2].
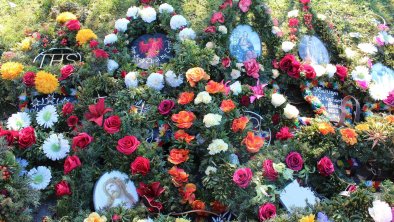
[7, 112, 31, 130]
[36, 105, 58, 128]
[27, 166, 52, 190]
[146, 73, 164, 91]
[42, 134, 70, 161]
[351, 66, 372, 83]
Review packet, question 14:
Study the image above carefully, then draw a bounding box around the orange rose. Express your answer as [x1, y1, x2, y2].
[231, 116, 249, 132]
[168, 166, 189, 187]
[171, 111, 196, 129]
[178, 92, 195, 105]
[243, 131, 265, 153]
[168, 149, 190, 165]
[186, 67, 210, 87]
[340, 128, 358, 145]
[317, 122, 335, 135]
[220, 99, 236, 113]
[180, 183, 196, 204]
[174, 130, 195, 144]
[205, 80, 225, 94]
[192, 200, 207, 215]
[385, 115, 394, 123]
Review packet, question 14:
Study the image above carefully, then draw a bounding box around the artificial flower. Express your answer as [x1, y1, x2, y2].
[259, 203, 277, 221]
[28, 166, 51, 190]
[205, 80, 225, 94]
[210, 55, 220, 66]
[117, 135, 140, 155]
[299, 214, 315, 222]
[115, 18, 129, 32]
[205, 166, 217, 176]
[218, 25, 228, 34]
[287, 10, 299, 17]
[368, 200, 392, 222]
[355, 123, 370, 131]
[35, 71, 59, 94]
[168, 166, 189, 187]
[317, 156, 334, 176]
[263, 159, 278, 181]
[72, 133, 93, 151]
[285, 152, 304, 171]
[203, 113, 222, 128]
[351, 66, 371, 83]
[243, 132, 264, 153]
[131, 156, 150, 176]
[124, 71, 139, 88]
[312, 64, 326, 77]
[326, 64, 337, 78]
[140, 7, 157, 23]
[170, 15, 187, 30]
[271, 93, 286, 108]
[238, 0, 252, 12]
[282, 41, 295, 52]
[179, 28, 196, 41]
[158, 100, 175, 115]
[220, 100, 236, 112]
[171, 111, 196, 129]
[20, 37, 32, 51]
[165, 70, 183, 87]
[279, 54, 301, 79]
[83, 212, 107, 222]
[66, 115, 78, 129]
[340, 128, 358, 145]
[250, 81, 267, 103]
[137, 182, 165, 212]
[18, 126, 36, 149]
[191, 200, 206, 215]
[317, 122, 335, 135]
[1, 62, 24, 80]
[335, 65, 348, 81]
[244, 59, 260, 79]
[233, 167, 253, 188]
[168, 149, 190, 165]
[207, 139, 228, 155]
[174, 130, 195, 144]
[36, 105, 59, 128]
[7, 112, 31, 130]
[230, 81, 242, 95]
[0, 129, 18, 146]
[59, 64, 74, 81]
[64, 155, 81, 174]
[147, 73, 165, 91]
[85, 98, 113, 126]
[104, 33, 118, 45]
[127, 6, 139, 19]
[65, 19, 81, 31]
[56, 12, 77, 23]
[358, 43, 378, 55]
[194, 91, 212, 104]
[107, 59, 119, 73]
[22, 71, 36, 87]
[55, 180, 72, 197]
[276, 127, 294, 140]
[159, 3, 174, 13]
[210, 12, 225, 24]
[43, 134, 70, 161]
[302, 64, 316, 79]
[178, 92, 195, 105]
[369, 83, 390, 100]
[231, 116, 249, 132]
[283, 104, 299, 119]
[76, 29, 97, 45]
[272, 69, 280, 79]
[104, 115, 122, 134]
[92, 49, 109, 59]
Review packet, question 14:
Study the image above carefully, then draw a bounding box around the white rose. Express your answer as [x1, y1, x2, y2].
[230, 81, 242, 95]
[103, 33, 118, 45]
[159, 3, 174, 13]
[179, 28, 196, 41]
[282, 41, 295, 52]
[146, 73, 164, 91]
[283, 104, 299, 119]
[140, 7, 157, 23]
[210, 55, 220, 66]
[231, 69, 241, 79]
[218, 25, 228, 34]
[368, 200, 392, 222]
[125, 72, 138, 88]
[271, 93, 286, 108]
[115, 18, 130, 32]
[206, 42, 215, 49]
[312, 64, 326, 77]
[205, 166, 217, 176]
[107, 59, 119, 73]
[272, 69, 280, 79]
[207, 139, 228, 155]
[127, 6, 139, 19]
[194, 91, 212, 104]
[326, 64, 337, 78]
[170, 15, 187, 30]
[203, 113, 222, 128]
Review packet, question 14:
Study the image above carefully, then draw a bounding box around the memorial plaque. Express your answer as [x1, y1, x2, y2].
[33, 48, 82, 68]
[131, 33, 172, 69]
[28, 93, 77, 112]
[229, 25, 262, 63]
[311, 86, 343, 122]
[298, 35, 330, 65]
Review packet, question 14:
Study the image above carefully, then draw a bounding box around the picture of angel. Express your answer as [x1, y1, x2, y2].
[229, 25, 262, 62]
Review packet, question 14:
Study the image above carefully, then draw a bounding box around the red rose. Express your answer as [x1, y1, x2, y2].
[259, 203, 276, 221]
[65, 20, 81, 31]
[18, 126, 36, 149]
[302, 64, 316, 79]
[131, 156, 150, 176]
[59, 65, 74, 81]
[238, 0, 252, 13]
[232, 167, 253, 188]
[93, 49, 109, 59]
[288, 18, 299, 27]
[22, 72, 36, 87]
[210, 12, 225, 24]
[219, 0, 233, 10]
[285, 152, 304, 171]
[64, 155, 81, 174]
[117, 135, 140, 155]
[271, 113, 280, 125]
[279, 54, 300, 79]
[158, 100, 175, 115]
[0, 129, 18, 145]
[104, 116, 122, 134]
[336, 65, 348, 81]
[55, 180, 72, 197]
[222, 57, 231, 68]
[262, 159, 278, 181]
[244, 59, 260, 79]
[72, 133, 93, 151]
[62, 102, 74, 116]
[317, 156, 334, 176]
[240, 95, 250, 107]
[275, 127, 294, 140]
[67, 115, 79, 129]
[204, 26, 217, 33]
[89, 40, 99, 49]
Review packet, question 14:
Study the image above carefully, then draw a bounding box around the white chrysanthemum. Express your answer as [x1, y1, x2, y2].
[146, 73, 164, 91]
[125, 72, 139, 88]
[230, 81, 242, 95]
[282, 41, 295, 52]
[36, 105, 58, 128]
[43, 134, 70, 161]
[127, 6, 139, 19]
[368, 200, 392, 222]
[326, 64, 337, 78]
[205, 166, 217, 176]
[312, 64, 326, 77]
[107, 59, 119, 73]
[358, 43, 378, 55]
[207, 139, 228, 155]
[159, 3, 174, 13]
[165, 70, 183, 87]
[231, 69, 241, 79]
[203, 113, 222, 128]
[206, 41, 215, 49]
[345, 48, 357, 59]
[272, 69, 280, 79]
[369, 83, 390, 101]
[7, 112, 31, 130]
[115, 18, 130, 32]
[178, 28, 196, 41]
[27, 166, 51, 190]
[283, 104, 299, 119]
[103, 33, 118, 45]
[351, 66, 371, 82]
[140, 7, 157, 23]
[218, 25, 228, 34]
[271, 93, 287, 108]
[210, 54, 220, 66]
[287, 10, 299, 18]
[170, 15, 187, 30]
[194, 91, 212, 104]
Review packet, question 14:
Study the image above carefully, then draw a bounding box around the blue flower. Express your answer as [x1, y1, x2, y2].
[317, 212, 332, 222]
[16, 158, 29, 176]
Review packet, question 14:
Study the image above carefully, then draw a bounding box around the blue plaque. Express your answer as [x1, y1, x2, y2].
[229, 25, 262, 63]
[298, 35, 330, 65]
[131, 33, 173, 69]
[311, 86, 343, 122]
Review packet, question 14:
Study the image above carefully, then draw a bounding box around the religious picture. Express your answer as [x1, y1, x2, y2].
[93, 171, 139, 211]
[131, 33, 173, 69]
[298, 35, 330, 65]
[229, 25, 262, 63]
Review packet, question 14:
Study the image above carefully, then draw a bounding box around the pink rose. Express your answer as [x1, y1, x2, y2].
[233, 167, 253, 188]
[244, 59, 260, 79]
[65, 20, 81, 31]
[302, 64, 316, 79]
[336, 65, 348, 81]
[210, 12, 225, 24]
[259, 203, 276, 221]
[238, 0, 252, 13]
[262, 159, 278, 181]
[158, 100, 175, 115]
[285, 152, 304, 171]
[222, 57, 231, 68]
[59, 65, 74, 81]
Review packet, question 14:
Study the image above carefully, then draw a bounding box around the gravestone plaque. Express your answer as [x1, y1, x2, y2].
[298, 35, 330, 65]
[29, 93, 77, 112]
[311, 86, 343, 122]
[33, 48, 82, 68]
[131, 33, 172, 69]
[229, 25, 262, 63]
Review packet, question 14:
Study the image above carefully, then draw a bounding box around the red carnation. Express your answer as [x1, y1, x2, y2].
[64, 155, 81, 174]
[104, 115, 122, 134]
[22, 72, 36, 87]
[275, 127, 294, 141]
[131, 156, 150, 176]
[55, 180, 72, 197]
[72, 133, 93, 151]
[117, 135, 140, 155]
[210, 12, 225, 24]
[65, 20, 81, 31]
[93, 49, 109, 59]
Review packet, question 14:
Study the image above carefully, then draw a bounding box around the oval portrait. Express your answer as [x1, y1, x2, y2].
[229, 25, 262, 63]
[130, 33, 173, 69]
[298, 35, 330, 65]
[93, 171, 139, 211]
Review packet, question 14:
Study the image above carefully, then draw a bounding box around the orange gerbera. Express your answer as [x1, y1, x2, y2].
[180, 183, 196, 204]
[174, 130, 195, 144]
[385, 115, 394, 124]
[340, 128, 358, 145]
[243, 131, 265, 153]
[168, 149, 190, 165]
[220, 99, 236, 113]
[168, 166, 189, 187]
[186, 67, 210, 87]
[231, 116, 249, 132]
[171, 111, 196, 129]
[317, 122, 335, 135]
[178, 92, 195, 105]
[192, 200, 207, 215]
[205, 80, 225, 94]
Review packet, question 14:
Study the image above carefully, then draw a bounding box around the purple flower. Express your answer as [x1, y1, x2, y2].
[317, 212, 332, 222]
[384, 90, 394, 107]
